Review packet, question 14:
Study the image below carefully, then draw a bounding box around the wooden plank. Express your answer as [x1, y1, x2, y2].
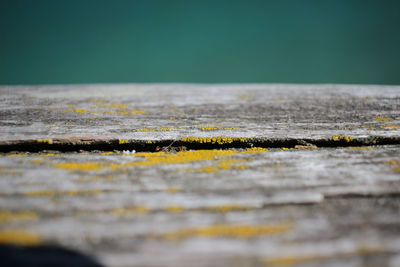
[1, 84, 400, 266]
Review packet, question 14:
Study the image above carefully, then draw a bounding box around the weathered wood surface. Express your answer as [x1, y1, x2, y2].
[1, 84, 399, 142]
[1, 84, 400, 267]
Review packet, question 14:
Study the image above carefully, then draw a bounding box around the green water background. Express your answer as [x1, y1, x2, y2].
[1, 0, 400, 85]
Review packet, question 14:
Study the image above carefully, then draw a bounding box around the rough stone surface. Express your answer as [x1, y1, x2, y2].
[0, 84, 400, 267]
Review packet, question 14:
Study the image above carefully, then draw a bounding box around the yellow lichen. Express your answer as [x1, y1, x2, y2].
[294, 145, 317, 149]
[131, 109, 147, 114]
[165, 206, 183, 213]
[100, 152, 114, 156]
[74, 108, 87, 114]
[165, 188, 181, 193]
[111, 206, 148, 216]
[162, 223, 291, 240]
[348, 146, 376, 150]
[53, 162, 104, 171]
[332, 135, 354, 142]
[386, 160, 400, 165]
[195, 126, 222, 131]
[118, 139, 128, 144]
[375, 115, 391, 121]
[36, 139, 53, 144]
[38, 153, 55, 157]
[381, 124, 398, 127]
[241, 147, 268, 153]
[263, 245, 384, 266]
[0, 210, 38, 225]
[204, 205, 252, 213]
[6, 153, 28, 157]
[0, 230, 41, 245]
[25, 189, 102, 197]
[137, 127, 172, 132]
[181, 136, 250, 144]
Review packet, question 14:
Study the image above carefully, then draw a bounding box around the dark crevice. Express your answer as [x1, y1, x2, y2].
[0, 136, 399, 153]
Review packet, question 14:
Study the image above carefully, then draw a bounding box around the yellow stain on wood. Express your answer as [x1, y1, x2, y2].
[0, 210, 38, 225]
[181, 136, 250, 144]
[0, 230, 41, 245]
[162, 223, 291, 240]
[332, 135, 354, 142]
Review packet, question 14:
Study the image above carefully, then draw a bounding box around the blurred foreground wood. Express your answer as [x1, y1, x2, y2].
[0, 84, 399, 267]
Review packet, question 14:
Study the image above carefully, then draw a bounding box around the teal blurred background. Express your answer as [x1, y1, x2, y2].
[1, 0, 400, 85]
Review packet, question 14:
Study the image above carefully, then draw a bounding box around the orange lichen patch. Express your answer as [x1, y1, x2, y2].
[74, 108, 87, 114]
[165, 188, 181, 193]
[332, 135, 354, 142]
[181, 137, 250, 144]
[53, 162, 104, 171]
[162, 223, 291, 240]
[24, 189, 102, 197]
[375, 115, 391, 121]
[165, 206, 183, 213]
[111, 206, 149, 216]
[204, 205, 252, 213]
[36, 139, 53, 144]
[0, 230, 41, 245]
[0, 210, 38, 225]
[241, 147, 268, 153]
